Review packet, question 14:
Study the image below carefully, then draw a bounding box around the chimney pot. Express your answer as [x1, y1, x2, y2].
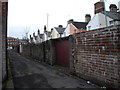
[109, 4, 117, 12]
[58, 25, 63, 28]
[51, 28, 53, 32]
[38, 29, 40, 34]
[85, 14, 91, 22]
[33, 33, 35, 37]
[44, 25, 47, 32]
[30, 35, 31, 38]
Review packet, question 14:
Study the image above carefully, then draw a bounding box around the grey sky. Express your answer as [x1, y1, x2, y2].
[8, 0, 120, 39]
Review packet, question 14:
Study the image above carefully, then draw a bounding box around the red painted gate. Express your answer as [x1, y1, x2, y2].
[54, 40, 70, 67]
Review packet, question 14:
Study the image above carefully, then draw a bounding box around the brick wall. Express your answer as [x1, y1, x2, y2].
[0, 1, 8, 88]
[69, 25, 120, 88]
[44, 40, 56, 65]
[21, 44, 31, 57]
[21, 40, 56, 65]
[31, 43, 45, 62]
[21, 25, 120, 88]
[0, 2, 2, 88]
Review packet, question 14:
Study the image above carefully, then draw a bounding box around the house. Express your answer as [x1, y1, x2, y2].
[86, 0, 120, 30]
[29, 35, 34, 43]
[43, 25, 51, 41]
[32, 32, 37, 44]
[7, 37, 19, 49]
[19, 39, 29, 45]
[30, 32, 42, 44]
[36, 29, 44, 43]
[51, 25, 66, 39]
[29, 30, 44, 44]
[65, 16, 89, 36]
[29, 26, 51, 43]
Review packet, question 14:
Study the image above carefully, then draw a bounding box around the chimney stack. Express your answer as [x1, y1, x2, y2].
[30, 35, 32, 38]
[94, 0, 104, 14]
[67, 19, 74, 24]
[85, 14, 91, 22]
[33, 33, 35, 37]
[58, 25, 63, 28]
[44, 25, 47, 32]
[51, 28, 53, 32]
[109, 4, 117, 12]
[38, 29, 40, 34]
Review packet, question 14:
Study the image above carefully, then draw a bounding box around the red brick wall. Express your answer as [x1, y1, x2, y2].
[70, 25, 120, 88]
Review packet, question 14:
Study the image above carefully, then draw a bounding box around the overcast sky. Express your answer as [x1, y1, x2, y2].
[8, 0, 120, 39]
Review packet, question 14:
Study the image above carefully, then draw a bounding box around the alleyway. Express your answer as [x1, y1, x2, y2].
[8, 51, 101, 89]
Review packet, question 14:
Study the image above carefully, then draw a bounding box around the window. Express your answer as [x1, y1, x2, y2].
[109, 20, 114, 25]
[88, 26, 91, 30]
[57, 34, 59, 37]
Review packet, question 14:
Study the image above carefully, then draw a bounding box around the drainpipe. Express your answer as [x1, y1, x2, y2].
[103, 0, 108, 27]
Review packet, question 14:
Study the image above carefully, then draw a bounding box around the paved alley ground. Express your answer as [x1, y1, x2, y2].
[8, 51, 102, 89]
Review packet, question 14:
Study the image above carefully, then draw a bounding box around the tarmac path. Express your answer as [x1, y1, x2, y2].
[8, 51, 101, 89]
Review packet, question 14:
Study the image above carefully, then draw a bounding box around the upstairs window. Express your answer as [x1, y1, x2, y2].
[109, 20, 114, 25]
[88, 26, 91, 30]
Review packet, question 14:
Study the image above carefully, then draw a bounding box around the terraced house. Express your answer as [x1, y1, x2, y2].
[87, 0, 120, 30]
[7, 37, 19, 50]
[50, 25, 66, 39]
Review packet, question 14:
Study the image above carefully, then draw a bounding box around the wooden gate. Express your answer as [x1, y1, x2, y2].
[54, 40, 69, 67]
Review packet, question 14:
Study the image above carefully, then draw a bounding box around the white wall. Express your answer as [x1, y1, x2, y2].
[87, 14, 99, 30]
[118, 1, 120, 12]
[36, 37, 40, 44]
[20, 44, 22, 53]
[64, 24, 70, 36]
[61, 32, 66, 37]
[43, 33, 47, 41]
[51, 28, 59, 39]
[33, 37, 37, 44]
[98, 13, 113, 28]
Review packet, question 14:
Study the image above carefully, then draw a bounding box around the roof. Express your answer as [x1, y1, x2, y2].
[54, 27, 65, 34]
[30, 37, 33, 40]
[47, 31, 51, 37]
[7, 37, 18, 40]
[72, 22, 88, 29]
[19, 39, 28, 42]
[34, 36, 37, 40]
[38, 34, 44, 39]
[105, 11, 120, 21]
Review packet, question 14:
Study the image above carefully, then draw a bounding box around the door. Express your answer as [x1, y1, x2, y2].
[54, 40, 69, 67]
